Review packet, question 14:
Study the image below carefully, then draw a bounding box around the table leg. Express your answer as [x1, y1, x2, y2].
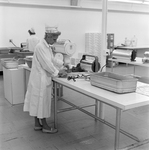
[95, 101, 105, 120]
[115, 108, 121, 150]
[53, 81, 58, 129]
[60, 85, 63, 97]
[133, 66, 136, 75]
[58, 84, 61, 98]
[99, 102, 105, 119]
[95, 99, 98, 121]
[111, 60, 114, 72]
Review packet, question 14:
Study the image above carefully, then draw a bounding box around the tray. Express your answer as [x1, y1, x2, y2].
[90, 72, 138, 93]
[2, 60, 18, 69]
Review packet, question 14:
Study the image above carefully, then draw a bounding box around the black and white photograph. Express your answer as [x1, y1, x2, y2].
[0, 0, 149, 150]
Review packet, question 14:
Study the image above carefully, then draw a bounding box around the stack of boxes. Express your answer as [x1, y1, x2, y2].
[85, 33, 114, 67]
[85, 33, 102, 63]
[85, 33, 114, 53]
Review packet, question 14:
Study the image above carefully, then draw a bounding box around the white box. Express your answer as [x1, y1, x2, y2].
[3, 67, 25, 104]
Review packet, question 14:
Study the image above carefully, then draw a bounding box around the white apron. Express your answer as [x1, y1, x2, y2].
[26, 35, 40, 52]
[23, 39, 63, 118]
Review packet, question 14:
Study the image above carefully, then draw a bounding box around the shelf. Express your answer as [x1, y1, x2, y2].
[109, 57, 149, 68]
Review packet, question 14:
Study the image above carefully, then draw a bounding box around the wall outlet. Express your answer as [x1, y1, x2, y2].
[9, 39, 13, 42]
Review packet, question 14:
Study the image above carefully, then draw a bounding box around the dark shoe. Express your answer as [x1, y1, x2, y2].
[34, 126, 42, 131]
[42, 128, 58, 134]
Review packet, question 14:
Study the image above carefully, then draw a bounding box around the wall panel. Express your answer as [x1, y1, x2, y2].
[0, 0, 149, 58]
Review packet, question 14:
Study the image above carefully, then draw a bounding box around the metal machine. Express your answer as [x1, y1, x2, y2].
[53, 40, 101, 72]
[66, 54, 101, 81]
[53, 39, 76, 56]
[112, 49, 137, 61]
[80, 54, 100, 72]
[52, 39, 76, 66]
[142, 51, 149, 63]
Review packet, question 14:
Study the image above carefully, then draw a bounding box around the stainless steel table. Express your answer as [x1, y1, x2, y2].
[52, 78, 149, 150]
[108, 57, 149, 78]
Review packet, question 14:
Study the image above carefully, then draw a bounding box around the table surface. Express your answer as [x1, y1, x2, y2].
[23, 66, 149, 111]
[0, 47, 23, 50]
[115, 46, 149, 50]
[109, 57, 149, 68]
[53, 77, 149, 111]
[14, 51, 33, 54]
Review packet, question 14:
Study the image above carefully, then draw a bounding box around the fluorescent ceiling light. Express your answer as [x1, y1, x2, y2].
[108, 0, 149, 5]
[144, 2, 149, 4]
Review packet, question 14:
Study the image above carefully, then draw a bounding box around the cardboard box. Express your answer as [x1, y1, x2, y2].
[3, 67, 25, 105]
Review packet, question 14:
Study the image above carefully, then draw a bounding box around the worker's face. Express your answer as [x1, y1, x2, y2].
[45, 33, 59, 45]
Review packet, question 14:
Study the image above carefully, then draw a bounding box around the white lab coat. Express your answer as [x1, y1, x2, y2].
[26, 35, 40, 52]
[23, 39, 63, 118]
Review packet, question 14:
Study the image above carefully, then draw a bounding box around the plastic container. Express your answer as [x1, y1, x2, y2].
[124, 38, 132, 46]
[90, 72, 138, 93]
[2, 60, 18, 69]
[131, 35, 137, 47]
[1, 58, 14, 66]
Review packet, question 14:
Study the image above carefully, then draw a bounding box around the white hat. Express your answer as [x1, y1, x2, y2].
[45, 25, 61, 35]
[29, 28, 35, 33]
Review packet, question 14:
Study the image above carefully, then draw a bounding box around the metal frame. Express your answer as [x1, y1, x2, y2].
[53, 80, 149, 150]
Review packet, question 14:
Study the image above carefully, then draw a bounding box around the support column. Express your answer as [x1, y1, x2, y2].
[99, 0, 108, 119]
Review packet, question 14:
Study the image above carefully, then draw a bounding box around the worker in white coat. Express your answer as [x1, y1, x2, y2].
[24, 26, 64, 133]
[26, 28, 40, 52]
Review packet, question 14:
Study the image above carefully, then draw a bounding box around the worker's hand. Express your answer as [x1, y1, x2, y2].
[64, 64, 72, 73]
[58, 68, 68, 78]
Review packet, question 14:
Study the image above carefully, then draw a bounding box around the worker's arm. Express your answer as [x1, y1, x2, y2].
[35, 45, 59, 77]
[52, 57, 64, 70]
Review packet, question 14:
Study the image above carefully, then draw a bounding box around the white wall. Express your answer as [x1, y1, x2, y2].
[107, 12, 149, 45]
[0, 0, 149, 58]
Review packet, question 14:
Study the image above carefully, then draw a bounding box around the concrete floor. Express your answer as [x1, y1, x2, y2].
[0, 64, 149, 150]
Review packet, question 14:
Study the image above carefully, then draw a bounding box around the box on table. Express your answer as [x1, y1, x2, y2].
[3, 67, 25, 104]
[90, 72, 138, 93]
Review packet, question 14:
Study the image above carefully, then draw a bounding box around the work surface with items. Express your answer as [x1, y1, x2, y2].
[52, 77, 149, 150]
[53, 77, 149, 110]
[23, 66, 149, 110]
